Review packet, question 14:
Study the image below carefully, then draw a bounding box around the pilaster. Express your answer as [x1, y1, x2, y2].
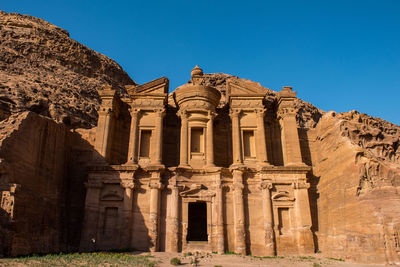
[293, 181, 314, 254]
[260, 180, 275, 256]
[152, 108, 165, 166]
[232, 169, 246, 254]
[148, 172, 164, 252]
[215, 176, 225, 254]
[277, 86, 304, 166]
[178, 110, 189, 167]
[206, 111, 216, 167]
[255, 108, 270, 167]
[167, 176, 180, 252]
[95, 86, 117, 162]
[230, 109, 243, 166]
[126, 108, 140, 164]
[120, 179, 135, 248]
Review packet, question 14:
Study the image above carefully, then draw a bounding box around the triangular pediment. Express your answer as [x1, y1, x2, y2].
[126, 77, 169, 96]
[227, 79, 267, 96]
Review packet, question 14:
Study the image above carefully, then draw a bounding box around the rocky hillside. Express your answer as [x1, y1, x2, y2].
[0, 11, 135, 128]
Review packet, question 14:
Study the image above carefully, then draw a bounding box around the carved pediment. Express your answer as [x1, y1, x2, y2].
[100, 184, 124, 201]
[180, 184, 215, 199]
[227, 79, 267, 96]
[272, 191, 295, 201]
[126, 77, 169, 97]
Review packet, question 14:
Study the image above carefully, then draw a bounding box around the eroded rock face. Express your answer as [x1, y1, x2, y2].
[310, 111, 400, 264]
[0, 11, 135, 128]
[0, 112, 95, 256]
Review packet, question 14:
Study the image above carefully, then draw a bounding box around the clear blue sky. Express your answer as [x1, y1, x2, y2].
[3, 0, 400, 125]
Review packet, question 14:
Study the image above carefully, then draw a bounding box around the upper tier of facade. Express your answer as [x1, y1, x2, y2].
[93, 66, 306, 170]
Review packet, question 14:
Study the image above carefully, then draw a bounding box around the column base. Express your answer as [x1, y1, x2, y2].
[285, 162, 308, 167]
[178, 164, 192, 169]
[257, 162, 272, 169]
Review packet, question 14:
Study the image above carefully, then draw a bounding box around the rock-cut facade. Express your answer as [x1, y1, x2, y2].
[80, 66, 315, 256]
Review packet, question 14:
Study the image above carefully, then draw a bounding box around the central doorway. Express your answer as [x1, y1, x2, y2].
[187, 202, 207, 241]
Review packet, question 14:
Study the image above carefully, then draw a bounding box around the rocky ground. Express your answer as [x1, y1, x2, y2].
[149, 251, 384, 267]
[0, 251, 384, 267]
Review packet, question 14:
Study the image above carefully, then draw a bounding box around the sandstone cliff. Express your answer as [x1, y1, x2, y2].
[0, 112, 95, 256]
[310, 111, 400, 264]
[0, 11, 135, 128]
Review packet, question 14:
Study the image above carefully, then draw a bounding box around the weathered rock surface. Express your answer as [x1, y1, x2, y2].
[0, 112, 95, 256]
[310, 111, 400, 264]
[0, 11, 135, 128]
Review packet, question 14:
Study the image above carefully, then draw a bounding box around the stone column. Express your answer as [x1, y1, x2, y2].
[206, 111, 216, 167]
[178, 110, 189, 167]
[215, 179, 225, 254]
[277, 87, 304, 166]
[232, 169, 246, 254]
[230, 109, 243, 165]
[80, 181, 102, 251]
[167, 177, 180, 252]
[256, 109, 270, 166]
[293, 181, 314, 254]
[127, 109, 139, 164]
[121, 180, 135, 248]
[152, 109, 165, 165]
[95, 108, 113, 160]
[260, 181, 275, 256]
[149, 174, 163, 252]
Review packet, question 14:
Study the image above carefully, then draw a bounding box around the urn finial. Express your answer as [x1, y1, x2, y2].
[191, 65, 203, 77]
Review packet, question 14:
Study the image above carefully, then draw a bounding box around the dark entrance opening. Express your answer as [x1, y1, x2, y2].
[187, 202, 207, 241]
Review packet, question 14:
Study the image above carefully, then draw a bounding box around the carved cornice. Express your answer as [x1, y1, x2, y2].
[292, 181, 310, 190]
[131, 98, 165, 110]
[230, 99, 265, 110]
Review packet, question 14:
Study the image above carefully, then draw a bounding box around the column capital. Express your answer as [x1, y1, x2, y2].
[129, 107, 141, 116]
[154, 108, 166, 117]
[149, 181, 164, 190]
[98, 106, 113, 116]
[177, 109, 188, 119]
[229, 109, 241, 118]
[232, 182, 244, 191]
[208, 110, 217, 119]
[277, 106, 296, 120]
[255, 108, 266, 117]
[120, 180, 135, 189]
[259, 181, 273, 190]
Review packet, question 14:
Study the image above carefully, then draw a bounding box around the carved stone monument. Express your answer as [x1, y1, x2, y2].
[80, 66, 315, 256]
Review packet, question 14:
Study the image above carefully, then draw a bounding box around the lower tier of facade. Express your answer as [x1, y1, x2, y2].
[80, 164, 314, 256]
